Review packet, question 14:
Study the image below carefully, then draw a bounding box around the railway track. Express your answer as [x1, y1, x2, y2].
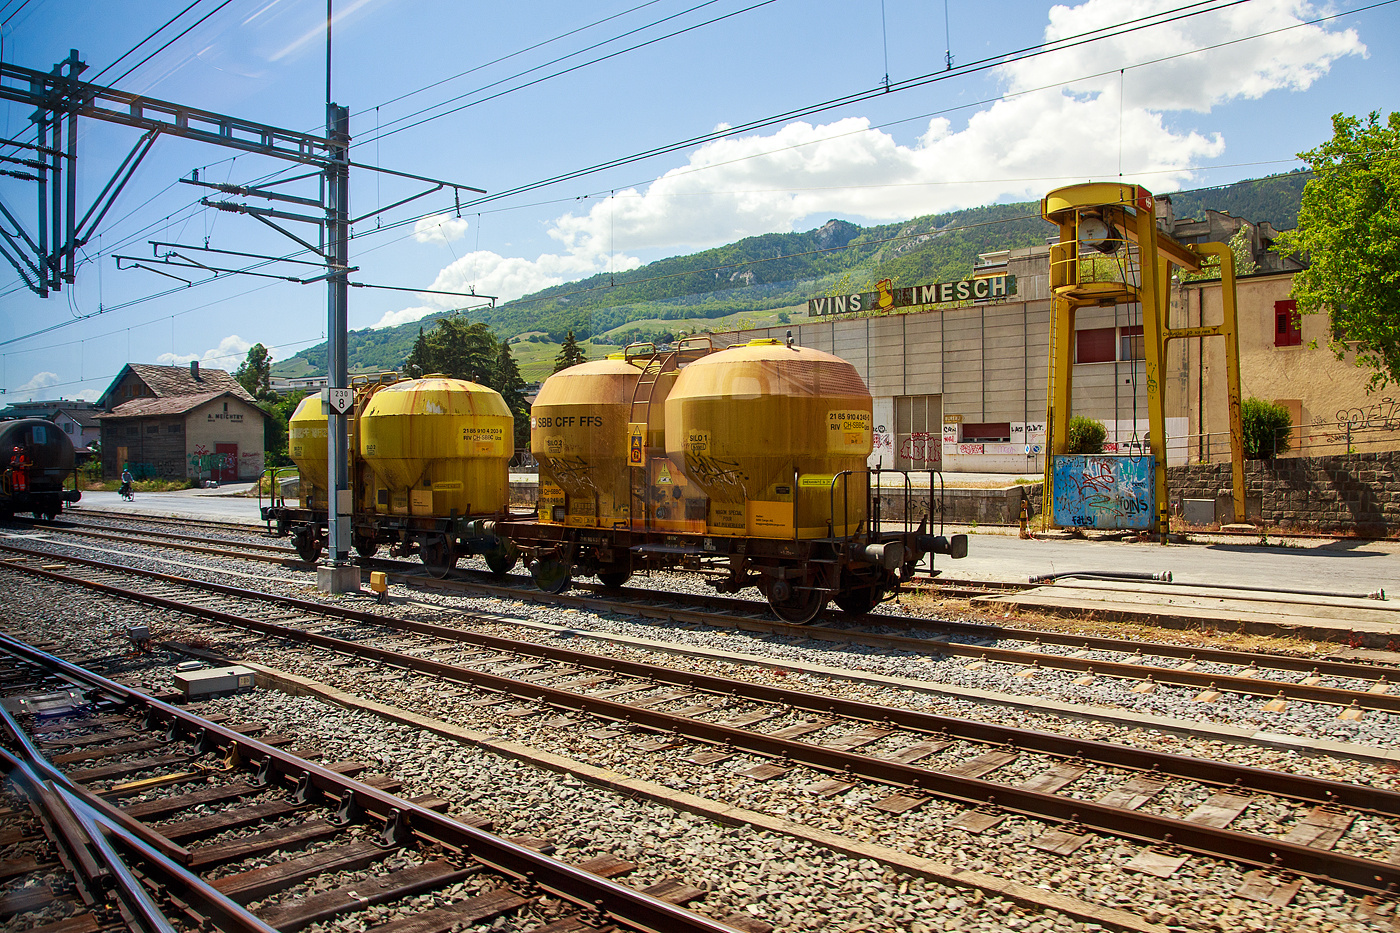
[5, 546, 1400, 906]
[0, 633, 755, 933]
[11, 515, 1400, 717]
[359, 556, 1400, 717]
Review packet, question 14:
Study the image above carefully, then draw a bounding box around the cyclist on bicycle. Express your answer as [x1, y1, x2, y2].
[120, 467, 133, 501]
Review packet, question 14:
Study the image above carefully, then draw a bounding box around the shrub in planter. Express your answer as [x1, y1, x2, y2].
[1065, 416, 1107, 454]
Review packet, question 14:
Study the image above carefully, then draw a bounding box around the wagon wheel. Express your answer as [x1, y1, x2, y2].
[419, 537, 458, 579]
[596, 568, 631, 589]
[764, 574, 828, 625]
[292, 527, 323, 563]
[530, 556, 572, 594]
[482, 538, 519, 578]
[832, 567, 886, 617]
[484, 549, 518, 577]
[353, 534, 379, 559]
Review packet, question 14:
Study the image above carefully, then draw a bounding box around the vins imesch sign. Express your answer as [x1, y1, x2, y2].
[807, 274, 1016, 317]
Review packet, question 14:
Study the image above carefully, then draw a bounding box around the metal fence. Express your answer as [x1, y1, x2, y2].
[1179, 419, 1400, 463]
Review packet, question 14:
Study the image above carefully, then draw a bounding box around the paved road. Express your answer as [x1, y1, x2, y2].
[70, 491, 267, 525]
[946, 531, 1400, 595]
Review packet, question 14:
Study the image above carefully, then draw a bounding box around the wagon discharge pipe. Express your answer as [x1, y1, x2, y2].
[1029, 570, 1385, 601]
[1028, 570, 1172, 584]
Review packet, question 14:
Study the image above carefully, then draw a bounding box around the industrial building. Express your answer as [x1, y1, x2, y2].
[95, 362, 267, 481]
[710, 207, 1371, 473]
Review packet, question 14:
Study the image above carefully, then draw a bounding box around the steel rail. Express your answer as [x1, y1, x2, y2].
[0, 634, 740, 933]
[13, 522, 293, 564]
[3, 544, 1396, 813]
[354, 557, 1400, 713]
[7, 553, 1400, 896]
[361, 555, 1400, 686]
[30, 516, 295, 556]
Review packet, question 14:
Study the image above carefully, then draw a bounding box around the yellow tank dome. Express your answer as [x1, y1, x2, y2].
[664, 342, 872, 538]
[287, 395, 330, 509]
[359, 376, 513, 517]
[531, 358, 641, 527]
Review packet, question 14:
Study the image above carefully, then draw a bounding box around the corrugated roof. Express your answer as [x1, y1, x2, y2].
[95, 390, 265, 420]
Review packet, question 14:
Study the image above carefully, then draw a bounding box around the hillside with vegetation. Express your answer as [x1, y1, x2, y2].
[276, 171, 1307, 382]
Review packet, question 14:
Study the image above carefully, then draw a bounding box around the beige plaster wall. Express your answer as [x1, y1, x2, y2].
[185, 396, 266, 479]
[1186, 273, 1382, 459]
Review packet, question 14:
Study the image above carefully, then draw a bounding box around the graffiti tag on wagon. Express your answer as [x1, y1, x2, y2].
[1051, 455, 1154, 530]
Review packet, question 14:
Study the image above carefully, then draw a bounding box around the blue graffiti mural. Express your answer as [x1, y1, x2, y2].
[1052, 455, 1154, 530]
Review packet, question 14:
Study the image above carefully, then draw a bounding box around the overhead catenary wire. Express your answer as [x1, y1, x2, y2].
[1, 0, 1388, 356]
[88, 0, 202, 84]
[107, 0, 236, 87]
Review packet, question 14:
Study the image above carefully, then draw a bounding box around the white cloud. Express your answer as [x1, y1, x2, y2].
[157, 335, 252, 369]
[16, 372, 59, 398]
[413, 214, 471, 245]
[414, 0, 1362, 303]
[74, 388, 102, 402]
[371, 306, 439, 329]
[1005, 0, 1364, 112]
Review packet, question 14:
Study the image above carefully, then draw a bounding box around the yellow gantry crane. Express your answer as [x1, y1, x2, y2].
[1040, 183, 1245, 540]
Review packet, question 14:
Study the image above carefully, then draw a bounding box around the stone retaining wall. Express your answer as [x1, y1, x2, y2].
[1168, 452, 1400, 535]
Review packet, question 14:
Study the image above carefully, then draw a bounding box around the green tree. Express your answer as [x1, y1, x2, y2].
[1241, 397, 1292, 459]
[1275, 111, 1400, 389]
[1065, 416, 1107, 454]
[492, 341, 530, 447]
[400, 317, 499, 382]
[403, 327, 432, 377]
[1180, 227, 1259, 282]
[554, 330, 586, 372]
[235, 343, 274, 400]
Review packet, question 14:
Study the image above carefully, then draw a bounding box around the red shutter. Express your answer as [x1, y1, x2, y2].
[1274, 300, 1301, 347]
[1076, 327, 1116, 363]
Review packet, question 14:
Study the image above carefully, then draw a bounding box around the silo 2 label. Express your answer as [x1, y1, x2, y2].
[828, 410, 871, 450]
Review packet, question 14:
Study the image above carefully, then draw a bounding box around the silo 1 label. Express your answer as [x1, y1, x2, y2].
[828, 410, 872, 451]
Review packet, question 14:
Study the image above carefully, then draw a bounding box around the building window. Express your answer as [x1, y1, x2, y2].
[1076, 327, 1116, 363]
[1120, 325, 1145, 361]
[167, 423, 182, 433]
[1275, 300, 1302, 347]
[894, 395, 941, 469]
[146, 424, 159, 434]
[223, 402, 229, 412]
[962, 422, 1012, 442]
[63, 422, 73, 433]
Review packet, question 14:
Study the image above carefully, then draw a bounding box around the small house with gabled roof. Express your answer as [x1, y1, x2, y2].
[95, 361, 267, 481]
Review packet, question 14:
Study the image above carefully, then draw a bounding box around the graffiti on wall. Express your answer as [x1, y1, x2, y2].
[899, 432, 940, 463]
[1332, 398, 1400, 431]
[1052, 455, 1154, 530]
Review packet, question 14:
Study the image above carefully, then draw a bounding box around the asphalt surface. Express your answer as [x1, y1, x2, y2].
[945, 531, 1400, 595]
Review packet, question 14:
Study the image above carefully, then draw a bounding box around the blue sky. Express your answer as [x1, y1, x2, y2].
[1, 0, 1395, 401]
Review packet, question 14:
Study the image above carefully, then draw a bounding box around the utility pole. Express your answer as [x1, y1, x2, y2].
[322, 101, 354, 590]
[1, 51, 483, 594]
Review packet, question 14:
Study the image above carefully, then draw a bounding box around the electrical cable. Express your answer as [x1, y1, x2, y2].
[109, 0, 235, 87]
[360, 0, 669, 117]
[357, 0, 776, 146]
[89, 0, 202, 84]
[2, 0, 1387, 347]
[354, 0, 1239, 151]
